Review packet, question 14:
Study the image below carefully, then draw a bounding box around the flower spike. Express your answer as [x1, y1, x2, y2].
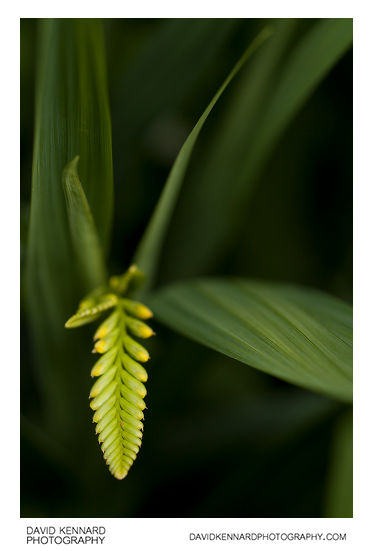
[65, 266, 154, 480]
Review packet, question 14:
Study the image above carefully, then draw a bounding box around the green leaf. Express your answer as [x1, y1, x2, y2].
[27, 19, 113, 334]
[162, 18, 353, 280]
[324, 408, 353, 517]
[240, 18, 352, 184]
[25, 19, 113, 435]
[62, 156, 107, 289]
[149, 278, 352, 402]
[133, 27, 272, 294]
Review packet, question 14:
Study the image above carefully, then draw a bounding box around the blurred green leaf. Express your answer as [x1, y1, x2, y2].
[155, 388, 338, 462]
[133, 27, 272, 293]
[21, 414, 80, 480]
[111, 19, 240, 142]
[150, 278, 352, 402]
[109, 19, 247, 255]
[162, 18, 353, 280]
[324, 408, 353, 517]
[62, 156, 107, 289]
[25, 19, 113, 434]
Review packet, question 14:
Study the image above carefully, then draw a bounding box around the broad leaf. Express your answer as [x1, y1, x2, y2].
[133, 27, 272, 293]
[25, 19, 113, 435]
[149, 278, 352, 402]
[27, 19, 113, 334]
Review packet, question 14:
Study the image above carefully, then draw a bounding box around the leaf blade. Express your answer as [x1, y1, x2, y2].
[62, 156, 107, 289]
[149, 278, 352, 402]
[27, 19, 113, 335]
[324, 408, 353, 517]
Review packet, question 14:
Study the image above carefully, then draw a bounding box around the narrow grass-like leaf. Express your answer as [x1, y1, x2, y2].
[324, 408, 353, 517]
[133, 27, 272, 294]
[162, 19, 353, 279]
[63, 156, 106, 289]
[149, 278, 352, 402]
[240, 19, 352, 184]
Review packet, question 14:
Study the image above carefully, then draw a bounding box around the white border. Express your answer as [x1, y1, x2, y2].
[16, 1, 354, 19]
[18, 518, 356, 550]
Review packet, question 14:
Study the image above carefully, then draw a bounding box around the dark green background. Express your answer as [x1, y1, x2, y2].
[21, 19, 352, 517]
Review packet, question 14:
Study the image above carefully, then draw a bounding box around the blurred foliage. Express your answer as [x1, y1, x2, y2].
[21, 18, 352, 518]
